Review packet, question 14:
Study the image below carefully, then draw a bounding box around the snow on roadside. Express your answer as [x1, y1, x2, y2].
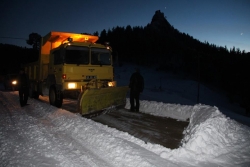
[1, 90, 250, 167]
[0, 91, 177, 167]
[179, 104, 250, 166]
[125, 98, 193, 121]
[134, 101, 250, 166]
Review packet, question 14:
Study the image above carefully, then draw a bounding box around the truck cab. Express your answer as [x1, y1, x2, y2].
[25, 32, 116, 107]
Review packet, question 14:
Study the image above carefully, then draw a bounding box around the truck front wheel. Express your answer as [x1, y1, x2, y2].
[49, 87, 63, 108]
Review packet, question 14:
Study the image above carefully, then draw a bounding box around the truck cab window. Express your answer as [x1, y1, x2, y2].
[65, 46, 89, 65]
[91, 48, 111, 65]
[53, 50, 63, 65]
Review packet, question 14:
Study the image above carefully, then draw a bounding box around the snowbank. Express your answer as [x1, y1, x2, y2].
[178, 104, 250, 166]
[127, 99, 250, 166]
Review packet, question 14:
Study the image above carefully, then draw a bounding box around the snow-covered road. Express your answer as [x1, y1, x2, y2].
[1, 87, 250, 167]
[0, 91, 177, 167]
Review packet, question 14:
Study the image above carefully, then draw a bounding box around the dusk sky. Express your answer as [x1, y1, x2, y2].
[0, 0, 249, 52]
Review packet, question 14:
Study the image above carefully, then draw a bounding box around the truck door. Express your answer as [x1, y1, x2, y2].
[52, 49, 64, 84]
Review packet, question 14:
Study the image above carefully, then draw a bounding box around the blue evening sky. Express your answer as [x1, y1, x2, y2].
[0, 0, 249, 52]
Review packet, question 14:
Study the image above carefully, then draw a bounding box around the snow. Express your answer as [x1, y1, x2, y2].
[1, 63, 250, 167]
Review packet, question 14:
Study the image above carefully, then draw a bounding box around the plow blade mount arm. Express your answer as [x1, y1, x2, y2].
[77, 86, 129, 115]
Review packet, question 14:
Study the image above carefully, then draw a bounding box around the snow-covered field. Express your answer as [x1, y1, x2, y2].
[0, 63, 250, 167]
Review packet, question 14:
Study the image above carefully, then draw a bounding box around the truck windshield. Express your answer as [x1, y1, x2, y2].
[65, 46, 89, 65]
[91, 48, 111, 65]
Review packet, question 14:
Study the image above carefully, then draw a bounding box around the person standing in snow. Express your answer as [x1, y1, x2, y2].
[129, 67, 144, 112]
[18, 68, 30, 107]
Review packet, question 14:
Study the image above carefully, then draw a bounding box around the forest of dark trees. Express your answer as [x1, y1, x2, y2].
[0, 10, 249, 110]
[96, 10, 250, 110]
[0, 44, 39, 74]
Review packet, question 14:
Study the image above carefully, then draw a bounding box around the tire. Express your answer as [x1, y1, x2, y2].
[49, 87, 63, 108]
[56, 92, 63, 108]
[49, 87, 56, 105]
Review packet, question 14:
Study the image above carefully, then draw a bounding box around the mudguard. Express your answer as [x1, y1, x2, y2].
[77, 86, 129, 115]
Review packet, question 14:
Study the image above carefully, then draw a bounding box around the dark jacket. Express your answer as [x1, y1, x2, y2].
[129, 72, 144, 92]
[18, 73, 29, 90]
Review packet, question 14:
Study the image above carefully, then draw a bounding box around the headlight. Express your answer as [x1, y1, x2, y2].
[68, 83, 76, 89]
[12, 80, 17, 85]
[108, 81, 115, 87]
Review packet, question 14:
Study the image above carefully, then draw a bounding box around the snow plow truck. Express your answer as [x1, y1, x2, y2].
[23, 31, 128, 116]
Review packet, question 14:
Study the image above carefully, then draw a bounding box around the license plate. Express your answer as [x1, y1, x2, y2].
[86, 76, 97, 79]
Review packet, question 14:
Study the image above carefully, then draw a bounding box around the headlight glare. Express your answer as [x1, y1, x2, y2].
[12, 80, 17, 85]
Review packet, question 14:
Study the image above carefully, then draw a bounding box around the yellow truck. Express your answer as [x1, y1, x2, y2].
[23, 31, 128, 116]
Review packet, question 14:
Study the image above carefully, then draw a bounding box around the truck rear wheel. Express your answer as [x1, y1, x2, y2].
[49, 87, 63, 108]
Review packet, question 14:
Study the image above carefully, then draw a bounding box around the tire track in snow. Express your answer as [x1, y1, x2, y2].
[0, 91, 115, 167]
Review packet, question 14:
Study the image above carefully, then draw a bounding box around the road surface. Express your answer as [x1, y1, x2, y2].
[36, 94, 189, 149]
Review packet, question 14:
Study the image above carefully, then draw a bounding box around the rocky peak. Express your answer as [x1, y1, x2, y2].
[149, 10, 172, 31]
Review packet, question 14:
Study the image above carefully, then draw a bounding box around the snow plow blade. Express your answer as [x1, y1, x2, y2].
[77, 86, 129, 116]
